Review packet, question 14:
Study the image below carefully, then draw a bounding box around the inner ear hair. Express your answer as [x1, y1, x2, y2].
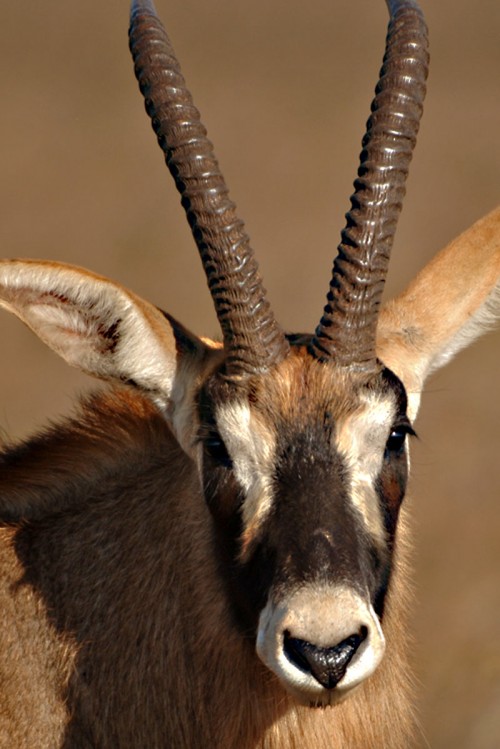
[0, 260, 209, 409]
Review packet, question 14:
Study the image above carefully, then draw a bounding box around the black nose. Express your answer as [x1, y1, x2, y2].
[283, 628, 367, 689]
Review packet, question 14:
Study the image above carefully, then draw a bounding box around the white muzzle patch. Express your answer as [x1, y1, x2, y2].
[256, 584, 385, 705]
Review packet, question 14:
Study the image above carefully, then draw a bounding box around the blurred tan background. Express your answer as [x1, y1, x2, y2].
[1, 1, 499, 746]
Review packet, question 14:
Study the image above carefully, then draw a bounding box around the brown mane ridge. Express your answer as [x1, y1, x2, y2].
[0, 388, 180, 524]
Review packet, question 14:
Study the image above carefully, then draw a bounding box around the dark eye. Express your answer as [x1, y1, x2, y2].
[204, 433, 233, 469]
[385, 423, 415, 456]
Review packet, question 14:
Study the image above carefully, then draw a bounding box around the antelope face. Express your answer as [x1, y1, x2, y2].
[127, 0, 426, 708]
[127, 6, 426, 702]
[198, 342, 412, 705]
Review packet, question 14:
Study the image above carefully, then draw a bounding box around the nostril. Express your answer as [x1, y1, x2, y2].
[283, 627, 367, 689]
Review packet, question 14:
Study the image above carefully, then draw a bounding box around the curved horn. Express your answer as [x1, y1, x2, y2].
[129, 0, 289, 379]
[310, 0, 429, 371]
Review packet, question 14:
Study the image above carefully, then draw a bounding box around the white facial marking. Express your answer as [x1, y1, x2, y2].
[215, 401, 276, 539]
[335, 393, 397, 542]
[257, 584, 385, 705]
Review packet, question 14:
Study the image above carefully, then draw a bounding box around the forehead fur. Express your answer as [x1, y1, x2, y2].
[207, 346, 403, 446]
[242, 347, 393, 424]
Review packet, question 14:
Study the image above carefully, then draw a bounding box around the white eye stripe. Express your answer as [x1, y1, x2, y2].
[215, 402, 277, 535]
[335, 394, 397, 542]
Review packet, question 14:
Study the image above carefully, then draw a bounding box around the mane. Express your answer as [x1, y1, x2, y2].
[0, 387, 182, 524]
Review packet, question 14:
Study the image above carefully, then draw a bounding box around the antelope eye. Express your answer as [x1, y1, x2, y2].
[385, 423, 414, 456]
[204, 433, 233, 469]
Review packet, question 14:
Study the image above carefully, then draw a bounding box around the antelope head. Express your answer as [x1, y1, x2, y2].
[1, 0, 499, 708]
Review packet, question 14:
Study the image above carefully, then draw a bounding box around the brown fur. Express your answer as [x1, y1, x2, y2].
[0, 387, 416, 748]
[1, 209, 498, 747]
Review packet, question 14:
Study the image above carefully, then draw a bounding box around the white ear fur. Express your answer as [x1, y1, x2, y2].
[0, 260, 213, 415]
[377, 207, 500, 420]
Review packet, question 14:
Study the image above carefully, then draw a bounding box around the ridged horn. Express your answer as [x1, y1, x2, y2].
[129, 0, 289, 379]
[310, 0, 429, 371]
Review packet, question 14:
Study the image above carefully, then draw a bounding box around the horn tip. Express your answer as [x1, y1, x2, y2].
[130, 0, 157, 21]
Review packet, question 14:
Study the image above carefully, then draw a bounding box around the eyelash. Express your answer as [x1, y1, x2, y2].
[203, 431, 233, 469]
[385, 422, 416, 455]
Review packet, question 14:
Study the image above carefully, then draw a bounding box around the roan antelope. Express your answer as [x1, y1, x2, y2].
[1, 0, 499, 747]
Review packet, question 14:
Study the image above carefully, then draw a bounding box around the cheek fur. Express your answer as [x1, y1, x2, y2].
[377, 451, 408, 539]
[202, 458, 242, 531]
[202, 459, 277, 630]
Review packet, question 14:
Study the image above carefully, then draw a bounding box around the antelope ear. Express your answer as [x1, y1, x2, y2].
[0, 260, 217, 414]
[377, 207, 500, 421]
